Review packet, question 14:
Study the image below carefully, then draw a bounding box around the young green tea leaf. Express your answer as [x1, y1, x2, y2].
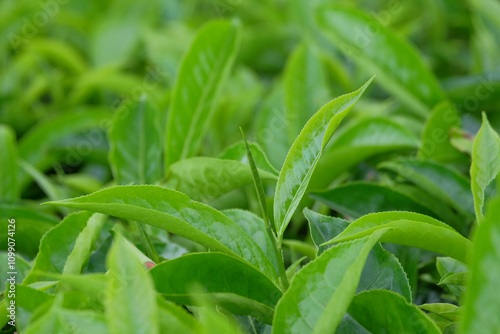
[274, 77, 374, 238]
[317, 6, 445, 119]
[284, 43, 330, 141]
[323, 211, 471, 262]
[348, 290, 440, 334]
[461, 187, 500, 333]
[167, 157, 276, 202]
[109, 96, 163, 185]
[0, 124, 19, 202]
[106, 232, 159, 334]
[150, 252, 282, 324]
[165, 21, 241, 168]
[45, 185, 278, 283]
[272, 230, 386, 334]
[470, 113, 500, 222]
[310, 183, 437, 220]
[24, 211, 105, 284]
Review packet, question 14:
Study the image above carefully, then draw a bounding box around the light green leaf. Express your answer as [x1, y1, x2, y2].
[24, 297, 108, 334]
[310, 117, 419, 190]
[7, 285, 54, 332]
[437, 257, 467, 299]
[157, 297, 199, 334]
[18, 110, 110, 189]
[165, 21, 241, 167]
[223, 209, 279, 274]
[24, 211, 105, 284]
[150, 252, 281, 324]
[274, 77, 374, 238]
[45, 185, 278, 283]
[167, 157, 276, 202]
[284, 43, 330, 141]
[419, 101, 465, 162]
[218, 140, 279, 176]
[461, 188, 500, 333]
[322, 211, 471, 262]
[310, 183, 437, 220]
[470, 113, 500, 222]
[0, 205, 57, 257]
[348, 290, 440, 334]
[272, 230, 386, 334]
[380, 159, 475, 221]
[317, 6, 445, 119]
[109, 96, 163, 185]
[106, 232, 158, 334]
[0, 124, 19, 202]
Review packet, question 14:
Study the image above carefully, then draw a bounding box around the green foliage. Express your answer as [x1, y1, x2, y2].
[2, 1, 500, 332]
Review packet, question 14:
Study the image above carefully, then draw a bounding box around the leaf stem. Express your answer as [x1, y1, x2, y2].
[240, 128, 289, 290]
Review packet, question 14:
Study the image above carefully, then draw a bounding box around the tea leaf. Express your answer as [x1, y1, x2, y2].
[317, 6, 445, 118]
[167, 157, 276, 202]
[150, 252, 282, 324]
[470, 113, 500, 222]
[323, 211, 471, 262]
[284, 43, 330, 141]
[109, 96, 163, 185]
[310, 183, 437, 220]
[348, 290, 440, 333]
[24, 211, 105, 284]
[274, 77, 374, 238]
[106, 233, 158, 334]
[461, 187, 500, 333]
[165, 21, 241, 167]
[272, 230, 386, 334]
[45, 185, 278, 283]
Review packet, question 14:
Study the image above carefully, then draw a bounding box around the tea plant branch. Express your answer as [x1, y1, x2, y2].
[240, 128, 289, 290]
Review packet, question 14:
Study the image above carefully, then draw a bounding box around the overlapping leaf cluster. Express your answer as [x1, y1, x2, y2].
[1, 0, 500, 333]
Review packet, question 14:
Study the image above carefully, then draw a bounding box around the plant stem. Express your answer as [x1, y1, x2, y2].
[269, 227, 290, 290]
[134, 221, 160, 263]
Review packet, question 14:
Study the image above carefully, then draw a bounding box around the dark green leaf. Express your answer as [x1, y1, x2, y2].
[348, 290, 440, 333]
[150, 252, 282, 324]
[310, 183, 437, 220]
[272, 230, 386, 334]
